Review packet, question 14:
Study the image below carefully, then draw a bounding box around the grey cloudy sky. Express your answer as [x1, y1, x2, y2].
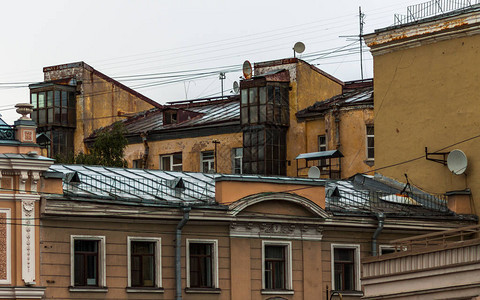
[1, 0, 421, 123]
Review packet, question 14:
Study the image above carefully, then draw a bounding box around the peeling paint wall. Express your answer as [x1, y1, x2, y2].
[44, 63, 157, 154]
[371, 24, 480, 213]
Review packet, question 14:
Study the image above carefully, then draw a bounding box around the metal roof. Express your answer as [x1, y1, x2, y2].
[296, 150, 344, 160]
[92, 97, 239, 138]
[296, 84, 373, 119]
[49, 164, 216, 205]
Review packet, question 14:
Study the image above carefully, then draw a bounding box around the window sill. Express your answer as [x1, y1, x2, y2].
[185, 287, 221, 294]
[261, 289, 295, 295]
[126, 287, 164, 293]
[69, 287, 108, 293]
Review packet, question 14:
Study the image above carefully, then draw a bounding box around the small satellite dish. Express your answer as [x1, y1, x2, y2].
[293, 42, 306, 54]
[242, 60, 252, 79]
[447, 149, 468, 175]
[233, 81, 239, 94]
[308, 166, 321, 179]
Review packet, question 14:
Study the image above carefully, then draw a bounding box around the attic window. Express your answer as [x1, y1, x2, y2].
[164, 111, 177, 125]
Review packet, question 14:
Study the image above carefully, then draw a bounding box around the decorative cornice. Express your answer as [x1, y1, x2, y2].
[0, 287, 45, 299]
[230, 221, 323, 241]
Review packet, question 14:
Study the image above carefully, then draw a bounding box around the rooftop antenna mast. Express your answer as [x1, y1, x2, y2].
[359, 6, 365, 80]
[219, 72, 226, 98]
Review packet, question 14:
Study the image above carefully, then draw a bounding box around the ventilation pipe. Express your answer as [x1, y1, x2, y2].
[175, 206, 191, 300]
[371, 212, 385, 256]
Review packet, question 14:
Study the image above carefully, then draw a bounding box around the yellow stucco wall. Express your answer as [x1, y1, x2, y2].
[372, 34, 480, 214]
[74, 69, 156, 154]
[125, 132, 243, 173]
[286, 62, 343, 177]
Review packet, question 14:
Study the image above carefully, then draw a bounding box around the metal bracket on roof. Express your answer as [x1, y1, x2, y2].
[425, 147, 448, 165]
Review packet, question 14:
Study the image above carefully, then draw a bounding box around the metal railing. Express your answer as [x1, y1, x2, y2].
[0, 126, 15, 141]
[63, 174, 215, 203]
[326, 189, 449, 214]
[394, 0, 480, 25]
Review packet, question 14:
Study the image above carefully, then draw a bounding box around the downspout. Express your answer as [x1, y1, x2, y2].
[371, 212, 385, 256]
[141, 132, 149, 169]
[176, 206, 191, 300]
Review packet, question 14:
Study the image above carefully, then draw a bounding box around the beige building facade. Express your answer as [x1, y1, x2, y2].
[364, 5, 480, 214]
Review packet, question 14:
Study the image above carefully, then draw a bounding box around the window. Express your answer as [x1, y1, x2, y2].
[127, 237, 162, 288]
[262, 241, 292, 293]
[331, 244, 360, 292]
[232, 148, 243, 174]
[133, 159, 144, 169]
[201, 151, 215, 173]
[71, 236, 105, 288]
[366, 125, 374, 160]
[186, 239, 218, 289]
[163, 110, 178, 125]
[379, 245, 396, 255]
[318, 134, 327, 167]
[160, 153, 182, 171]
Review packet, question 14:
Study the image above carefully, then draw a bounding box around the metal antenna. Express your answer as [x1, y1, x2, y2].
[219, 72, 226, 98]
[359, 6, 365, 80]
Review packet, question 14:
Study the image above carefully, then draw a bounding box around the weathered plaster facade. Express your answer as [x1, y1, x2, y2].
[364, 6, 480, 214]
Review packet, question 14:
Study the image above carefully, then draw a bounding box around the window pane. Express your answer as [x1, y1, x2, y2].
[48, 108, 53, 124]
[74, 254, 85, 286]
[55, 107, 61, 123]
[249, 87, 258, 104]
[250, 106, 258, 123]
[161, 156, 171, 170]
[189, 243, 213, 288]
[47, 91, 53, 107]
[38, 92, 45, 108]
[241, 89, 248, 105]
[69, 92, 76, 108]
[259, 87, 267, 104]
[173, 153, 182, 165]
[31, 93, 37, 109]
[54, 90, 61, 106]
[62, 91, 67, 107]
[38, 109, 46, 124]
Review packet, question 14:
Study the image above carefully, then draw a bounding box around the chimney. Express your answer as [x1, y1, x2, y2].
[446, 189, 473, 215]
[14, 103, 37, 144]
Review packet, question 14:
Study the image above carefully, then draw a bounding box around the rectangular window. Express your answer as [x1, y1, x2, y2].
[160, 153, 182, 171]
[133, 159, 144, 169]
[71, 236, 105, 288]
[201, 151, 215, 173]
[187, 239, 218, 289]
[366, 125, 374, 160]
[262, 241, 292, 292]
[128, 237, 162, 288]
[331, 244, 360, 292]
[318, 134, 327, 167]
[232, 148, 243, 174]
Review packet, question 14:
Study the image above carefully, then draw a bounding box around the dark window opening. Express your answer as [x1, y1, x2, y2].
[74, 240, 99, 287]
[131, 241, 155, 287]
[189, 243, 214, 288]
[334, 248, 355, 291]
[264, 245, 286, 290]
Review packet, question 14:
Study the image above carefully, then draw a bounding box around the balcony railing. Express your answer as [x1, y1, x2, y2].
[0, 125, 15, 141]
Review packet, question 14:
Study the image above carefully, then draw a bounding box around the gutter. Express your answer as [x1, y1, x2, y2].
[175, 207, 191, 300]
[371, 212, 385, 256]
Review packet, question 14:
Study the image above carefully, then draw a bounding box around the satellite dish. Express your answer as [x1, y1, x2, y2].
[308, 166, 321, 179]
[242, 60, 252, 79]
[233, 81, 239, 94]
[447, 149, 468, 175]
[293, 42, 306, 54]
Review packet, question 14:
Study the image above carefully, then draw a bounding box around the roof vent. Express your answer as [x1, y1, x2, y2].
[65, 171, 81, 184]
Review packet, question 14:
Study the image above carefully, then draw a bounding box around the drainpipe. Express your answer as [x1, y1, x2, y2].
[141, 132, 149, 169]
[176, 207, 191, 300]
[371, 212, 385, 256]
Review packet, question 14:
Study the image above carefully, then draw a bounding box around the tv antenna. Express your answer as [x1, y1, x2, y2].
[340, 6, 365, 79]
[293, 42, 305, 58]
[219, 72, 226, 98]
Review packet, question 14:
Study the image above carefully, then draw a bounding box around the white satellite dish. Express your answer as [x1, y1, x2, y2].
[233, 81, 239, 94]
[293, 42, 306, 54]
[308, 166, 321, 179]
[242, 60, 252, 79]
[447, 149, 468, 175]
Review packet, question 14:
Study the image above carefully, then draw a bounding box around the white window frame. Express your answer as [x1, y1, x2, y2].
[186, 239, 218, 288]
[160, 153, 182, 171]
[232, 147, 243, 174]
[127, 237, 162, 288]
[366, 125, 374, 161]
[201, 151, 215, 173]
[0, 209, 11, 284]
[132, 159, 143, 169]
[70, 235, 106, 288]
[331, 244, 361, 292]
[261, 240, 293, 294]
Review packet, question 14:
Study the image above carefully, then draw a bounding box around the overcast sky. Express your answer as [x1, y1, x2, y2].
[0, 0, 423, 123]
